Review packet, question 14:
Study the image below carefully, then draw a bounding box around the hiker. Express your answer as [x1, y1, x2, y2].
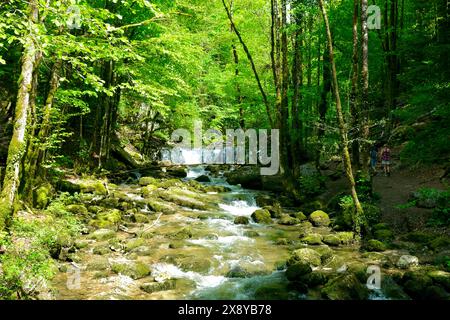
[370, 146, 378, 173]
[381, 144, 391, 176]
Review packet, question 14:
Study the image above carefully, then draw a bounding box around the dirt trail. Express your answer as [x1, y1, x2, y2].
[372, 165, 445, 233]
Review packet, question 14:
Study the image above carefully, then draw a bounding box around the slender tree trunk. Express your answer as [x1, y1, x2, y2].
[317, 47, 331, 166]
[23, 59, 62, 199]
[350, 0, 360, 168]
[280, 0, 290, 173]
[360, 0, 370, 172]
[318, 0, 364, 236]
[222, 0, 274, 127]
[230, 1, 244, 128]
[291, 15, 305, 172]
[0, 0, 39, 230]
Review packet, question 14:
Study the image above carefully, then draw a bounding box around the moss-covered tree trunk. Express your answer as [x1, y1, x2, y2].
[318, 0, 364, 236]
[23, 59, 62, 199]
[360, 0, 370, 173]
[0, 0, 39, 230]
[350, 0, 360, 169]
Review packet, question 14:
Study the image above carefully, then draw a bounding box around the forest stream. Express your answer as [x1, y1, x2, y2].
[51, 165, 394, 300]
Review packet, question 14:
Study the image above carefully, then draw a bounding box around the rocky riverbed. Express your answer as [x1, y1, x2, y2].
[47, 166, 450, 300]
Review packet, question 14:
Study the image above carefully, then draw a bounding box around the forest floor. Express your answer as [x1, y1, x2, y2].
[373, 164, 447, 235]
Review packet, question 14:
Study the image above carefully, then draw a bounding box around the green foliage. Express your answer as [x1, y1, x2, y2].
[298, 174, 326, 198]
[0, 192, 82, 298]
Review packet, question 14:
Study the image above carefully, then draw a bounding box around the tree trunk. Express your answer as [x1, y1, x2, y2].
[0, 0, 39, 230]
[360, 0, 370, 172]
[350, 0, 360, 168]
[280, 0, 290, 173]
[222, 0, 274, 127]
[318, 0, 364, 236]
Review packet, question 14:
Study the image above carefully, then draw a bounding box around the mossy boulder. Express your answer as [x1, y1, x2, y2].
[156, 188, 208, 210]
[195, 175, 211, 182]
[279, 214, 299, 226]
[89, 229, 116, 241]
[234, 216, 249, 225]
[336, 232, 355, 245]
[146, 199, 176, 214]
[34, 184, 52, 209]
[302, 271, 329, 287]
[263, 204, 283, 218]
[66, 204, 89, 216]
[251, 209, 272, 224]
[321, 274, 369, 300]
[323, 234, 341, 246]
[289, 248, 322, 267]
[87, 258, 110, 271]
[80, 180, 108, 196]
[178, 257, 212, 273]
[365, 239, 387, 252]
[142, 185, 158, 198]
[124, 238, 146, 252]
[309, 210, 330, 227]
[111, 261, 151, 279]
[159, 179, 184, 189]
[140, 280, 176, 294]
[133, 213, 150, 223]
[93, 244, 110, 255]
[300, 233, 323, 245]
[139, 176, 159, 186]
[290, 211, 307, 221]
[402, 271, 433, 299]
[89, 209, 122, 229]
[397, 255, 419, 269]
[285, 262, 312, 281]
[167, 227, 193, 240]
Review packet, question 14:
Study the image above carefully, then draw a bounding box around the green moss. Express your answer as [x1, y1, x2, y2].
[139, 177, 159, 186]
[133, 213, 149, 223]
[80, 180, 108, 196]
[142, 185, 158, 197]
[429, 236, 450, 250]
[323, 234, 341, 246]
[34, 184, 52, 209]
[374, 229, 394, 241]
[309, 210, 330, 227]
[167, 227, 192, 240]
[125, 238, 146, 252]
[89, 209, 122, 229]
[365, 239, 387, 252]
[66, 204, 89, 216]
[146, 199, 176, 214]
[111, 261, 151, 279]
[288, 248, 322, 267]
[278, 214, 299, 225]
[300, 233, 324, 245]
[88, 228, 116, 241]
[336, 232, 355, 245]
[234, 216, 249, 225]
[251, 209, 272, 224]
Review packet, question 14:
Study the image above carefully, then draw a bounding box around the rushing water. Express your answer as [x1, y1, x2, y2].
[52, 164, 392, 300]
[52, 164, 310, 300]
